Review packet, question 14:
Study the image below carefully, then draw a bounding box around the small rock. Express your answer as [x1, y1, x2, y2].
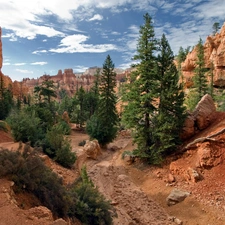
[166, 189, 190, 206]
[187, 167, 200, 182]
[168, 173, 176, 183]
[174, 217, 183, 225]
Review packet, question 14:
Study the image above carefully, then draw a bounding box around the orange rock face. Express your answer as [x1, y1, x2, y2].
[182, 22, 225, 87]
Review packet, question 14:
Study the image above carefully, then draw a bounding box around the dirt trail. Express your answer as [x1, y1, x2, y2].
[71, 125, 225, 225]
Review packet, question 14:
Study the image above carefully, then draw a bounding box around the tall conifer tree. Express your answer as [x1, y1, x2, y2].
[86, 55, 118, 146]
[155, 34, 186, 157]
[122, 13, 159, 162]
[122, 15, 186, 163]
[194, 38, 208, 100]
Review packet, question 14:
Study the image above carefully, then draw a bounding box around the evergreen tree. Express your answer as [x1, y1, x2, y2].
[0, 74, 14, 119]
[122, 13, 159, 162]
[155, 34, 186, 157]
[186, 38, 208, 110]
[194, 38, 208, 98]
[86, 55, 119, 146]
[212, 22, 220, 35]
[74, 86, 87, 128]
[122, 15, 186, 163]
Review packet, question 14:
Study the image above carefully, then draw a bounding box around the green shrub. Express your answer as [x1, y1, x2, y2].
[57, 120, 71, 135]
[0, 120, 8, 132]
[68, 166, 113, 225]
[0, 148, 114, 223]
[0, 147, 68, 218]
[55, 138, 76, 168]
[6, 110, 43, 145]
[46, 124, 76, 168]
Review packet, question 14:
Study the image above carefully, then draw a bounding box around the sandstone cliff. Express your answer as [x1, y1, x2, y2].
[182, 22, 225, 87]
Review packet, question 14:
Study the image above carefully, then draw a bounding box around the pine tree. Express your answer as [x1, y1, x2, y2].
[0, 74, 13, 119]
[122, 15, 186, 163]
[86, 55, 119, 146]
[187, 38, 208, 110]
[122, 13, 159, 162]
[194, 38, 208, 99]
[212, 22, 220, 35]
[155, 34, 186, 157]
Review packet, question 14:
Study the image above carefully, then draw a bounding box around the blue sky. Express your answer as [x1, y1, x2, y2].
[0, 0, 224, 81]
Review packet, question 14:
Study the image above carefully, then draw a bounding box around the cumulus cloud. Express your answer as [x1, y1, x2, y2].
[89, 14, 103, 21]
[49, 34, 117, 53]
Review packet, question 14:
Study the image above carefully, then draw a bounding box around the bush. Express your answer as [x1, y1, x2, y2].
[58, 120, 71, 135]
[0, 147, 68, 218]
[86, 114, 117, 147]
[55, 138, 76, 168]
[46, 124, 76, 168]
[6, 110, 43, 145]
[68, 166, 113, 225]
[0, 148, 113, 223]
[0, 120, 8, 132]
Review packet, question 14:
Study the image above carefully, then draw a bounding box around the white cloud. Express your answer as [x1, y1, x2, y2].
[32, 50, 47, 55]
[14, 63, 26, 66]
[3, 62, 11, 66]
[89, 14, 103, 21]
[49, 34, 117, 53]
[0, 0, 163, 41]
[2, 33, 17, 42]
[16, 69, 33, 74]
[31, 62, 48, 65]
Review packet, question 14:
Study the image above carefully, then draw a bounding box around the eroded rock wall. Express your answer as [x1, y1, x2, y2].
[182, 22, 225, 87]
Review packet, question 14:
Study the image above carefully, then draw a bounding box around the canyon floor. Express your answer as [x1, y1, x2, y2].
[0, 113, 225, 225]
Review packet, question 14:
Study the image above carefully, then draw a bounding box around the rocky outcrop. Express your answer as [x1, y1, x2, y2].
[182, 22, 225, 87]
[181, 94, 216, 140]
[197, 141, 224, 168]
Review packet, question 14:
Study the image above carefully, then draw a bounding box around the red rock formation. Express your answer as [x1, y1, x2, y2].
[182, 22, 225, 87]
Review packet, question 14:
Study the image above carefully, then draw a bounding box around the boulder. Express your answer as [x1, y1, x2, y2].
[166, 189, 190, 206]
[180, 113, 195, 140]
[193, 94, 216, 130]
[181, 94, 216, 140]
[83, 140, 101, 160]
